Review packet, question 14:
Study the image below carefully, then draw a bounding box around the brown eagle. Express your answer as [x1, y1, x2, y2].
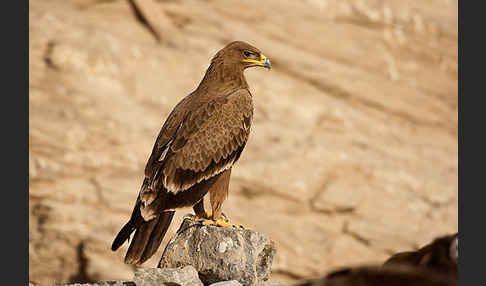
[383, 233, 458, 278]
[298, 265, 457, 286]
[111, 41, 271, 265]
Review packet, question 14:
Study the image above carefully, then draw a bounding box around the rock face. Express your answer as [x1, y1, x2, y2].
[158, 218, 276, 286]
[133, 266, 203, 286]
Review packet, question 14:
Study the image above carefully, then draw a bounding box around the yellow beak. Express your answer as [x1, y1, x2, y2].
[243, 53, 272, 69]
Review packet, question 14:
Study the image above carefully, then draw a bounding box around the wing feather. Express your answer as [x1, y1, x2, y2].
[161, 89, 253, 193]
[139, 88, 252, 208]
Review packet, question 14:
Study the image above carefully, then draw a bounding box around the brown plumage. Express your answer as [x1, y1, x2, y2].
[111, 41, 271, 265]
[383, 233, 458, 279]
[295, 233, 458, 286]
[298, 265, 457, 286]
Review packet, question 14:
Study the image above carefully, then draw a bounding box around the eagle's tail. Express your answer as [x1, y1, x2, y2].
[111, 203, 175, 265]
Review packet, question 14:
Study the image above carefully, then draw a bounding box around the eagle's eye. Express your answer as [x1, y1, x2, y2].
[243, 50, 252, 57]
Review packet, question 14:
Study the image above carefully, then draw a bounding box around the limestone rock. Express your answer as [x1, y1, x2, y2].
[262, 281, 289, 286]
[209, 281, 243, 286]
[56, 282, 135, 286]
[159, 218, 276, 286]
[133, 266, 203, 286]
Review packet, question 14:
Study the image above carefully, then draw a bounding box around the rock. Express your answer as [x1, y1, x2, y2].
[55, 282, 135, 286]
[134, 266, 203, 286]
[158, 218, 276, 286]
[261, 281, 289, 286]
[209, 281, 243, 286]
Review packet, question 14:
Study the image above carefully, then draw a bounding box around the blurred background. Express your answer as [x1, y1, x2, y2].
[29, 0, 458, 285]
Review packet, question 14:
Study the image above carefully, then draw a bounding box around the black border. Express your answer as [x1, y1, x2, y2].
[24, 0, 30, 283]
[458, 0, 469, 284]
[457, 0, 462, 282]
[8, 0, 29, 285]
[459, 0, 474, 285]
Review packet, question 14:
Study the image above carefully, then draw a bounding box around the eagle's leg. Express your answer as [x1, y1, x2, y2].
[191, 199, 212, 221]
[207, 169, 244, 229]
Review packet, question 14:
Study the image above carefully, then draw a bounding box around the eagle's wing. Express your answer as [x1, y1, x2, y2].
[140, 88, 253, 207]
[144, 94, 193, 177]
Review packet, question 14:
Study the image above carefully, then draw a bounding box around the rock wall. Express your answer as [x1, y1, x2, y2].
[29, 0, 457, 285]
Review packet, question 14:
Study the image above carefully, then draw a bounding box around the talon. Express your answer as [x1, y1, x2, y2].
[188, 211, 213, 222]
[190, 212, 244, 229]
[214, 219, 244, 229]
[201, 219, 214, 226]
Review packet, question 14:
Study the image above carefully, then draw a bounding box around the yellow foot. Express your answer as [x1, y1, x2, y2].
[201, 218, 244, 229]
[188, 211, 213, 221]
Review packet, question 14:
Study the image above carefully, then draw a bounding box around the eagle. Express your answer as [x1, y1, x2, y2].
[383, 233, 458, 278]
[111, 41, 271, 265]
[298, 265, 457, 286]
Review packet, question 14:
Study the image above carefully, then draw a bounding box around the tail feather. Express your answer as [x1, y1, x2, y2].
[111, 202, 175, 265]
[111, 198, 175, 264]
[111, 219, 137, 251]
[141, 211, 175, 262]
[124, 211, 175, 265]
[124, 216, 160, 264]
[111, 202, 144, 252]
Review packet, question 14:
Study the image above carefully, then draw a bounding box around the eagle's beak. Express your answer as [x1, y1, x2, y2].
[260, 54, 272, 70]
[243, 53, 272, 69]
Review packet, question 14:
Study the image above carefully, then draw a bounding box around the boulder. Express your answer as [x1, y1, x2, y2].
[209, 281, 243, 286]
[50, 282, 135, 286]
[133, 266, 203, 286]
[158, 218, 276, 286]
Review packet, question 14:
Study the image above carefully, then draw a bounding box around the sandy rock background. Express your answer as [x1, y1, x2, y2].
[29, 0, 458, 285]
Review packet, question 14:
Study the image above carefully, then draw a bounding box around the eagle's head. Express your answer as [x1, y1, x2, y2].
[213, 41, 271, 70]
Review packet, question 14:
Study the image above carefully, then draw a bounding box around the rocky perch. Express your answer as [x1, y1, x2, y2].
[159, 217, 276, 286]
[40, 217, 277, 286]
